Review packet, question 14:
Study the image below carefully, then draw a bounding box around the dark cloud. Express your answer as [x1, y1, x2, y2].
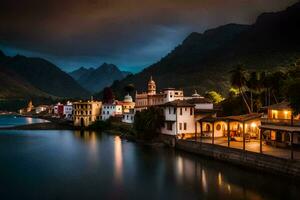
[0, 0, 297, 72]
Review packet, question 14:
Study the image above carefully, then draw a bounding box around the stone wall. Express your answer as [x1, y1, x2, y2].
[176, 140, 300, 178]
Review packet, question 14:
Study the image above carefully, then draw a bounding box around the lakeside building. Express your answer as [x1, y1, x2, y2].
[54, 103, 64, 116]
[159, 100, 195, 138]
[35, 105, 49, 114]
[101, 101, 123, 121]
[122, 94, 135, 113]
[198, 113, 262, 143]
[63, 102, 73, 120]
[19, 100, 34, 114]
[122, 109, 135, 124]
[73, 100, 102, 127]
[135, 77, 184, 111]
[260, 101, 300, 148]
[121, 94, 135, 124]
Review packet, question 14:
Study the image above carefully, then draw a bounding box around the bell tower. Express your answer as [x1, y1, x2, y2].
[147, 76, 156, 95]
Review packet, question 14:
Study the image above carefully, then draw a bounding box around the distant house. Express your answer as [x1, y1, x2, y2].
[122, 109, 135, 124]
[73, 101, 102, 127]
[63, 102, 73, 120]
[135, 77, 184, 111]
[35, 105, 49, 114]
[121, 94, 135, 124]
[54, 103, 64, 116]
[101, 101, 123, 121]
[260, 101, 300, 147]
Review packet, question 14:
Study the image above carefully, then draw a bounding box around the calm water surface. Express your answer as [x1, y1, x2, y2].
[0, 115, 48, 127]
[0, 119, 299, 200]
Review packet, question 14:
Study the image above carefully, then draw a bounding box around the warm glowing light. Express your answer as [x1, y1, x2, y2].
[251, 122, 257, 128]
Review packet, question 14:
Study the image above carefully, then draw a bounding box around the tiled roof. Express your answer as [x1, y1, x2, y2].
[160, 100, 194, 107]
[264, 101, 291, 110]
[186, 98, 212, 104]
[199, 113, 262, 122]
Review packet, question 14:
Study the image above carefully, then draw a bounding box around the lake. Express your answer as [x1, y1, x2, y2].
[0, 115, 48, 127]
[0, 117, 299, 199]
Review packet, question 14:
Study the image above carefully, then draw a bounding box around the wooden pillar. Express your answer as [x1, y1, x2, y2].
[194, 122, 197, 142]
[200, 121, 203, 144]
[227, 120, 230, 147]
[212, 122, 215, 145]
[260, 129, 263, 154]
[291, 132, 294, 160]
[291, 115, 294, 126]
[243, 122, 245, 151]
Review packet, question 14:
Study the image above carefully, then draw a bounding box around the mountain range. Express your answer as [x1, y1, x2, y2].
[69, 63, 131, 93]
[0, 52, 90, 99]
[108, 2, 300, 97]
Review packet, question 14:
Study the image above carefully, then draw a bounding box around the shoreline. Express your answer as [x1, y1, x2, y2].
[1, 117, 300, 179]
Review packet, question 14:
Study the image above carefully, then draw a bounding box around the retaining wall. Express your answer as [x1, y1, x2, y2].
[176, 140, 300, 178]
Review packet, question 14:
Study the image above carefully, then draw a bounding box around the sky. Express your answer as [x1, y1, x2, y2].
[0, 0, 297, 73]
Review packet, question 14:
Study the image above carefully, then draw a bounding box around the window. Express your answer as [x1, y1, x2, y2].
[216, 124, 221, 131]
[169, 107, 171, 114]
[173, 107, 176, 114]
[190, 108, 193, 115]
[180, 108, 182, 115]
[167, 122, 172, 131]
[179, 123, 182, 130]
[184, 123, 187, 130]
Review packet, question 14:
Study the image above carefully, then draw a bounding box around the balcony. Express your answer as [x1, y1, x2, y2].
[261, 118, 300, 127]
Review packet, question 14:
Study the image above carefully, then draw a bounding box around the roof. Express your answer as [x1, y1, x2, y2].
[160, 100, 194, 107]
[199, 113, 262, 123]
[195, 109, 218, 114]
[260, 124, 300, 133]
[186, 97, 212, 104]
[264, 101, 291, 110]
[226, 113, 263, 122]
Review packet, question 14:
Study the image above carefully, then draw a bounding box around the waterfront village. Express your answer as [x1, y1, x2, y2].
[18, 77, 300, 163]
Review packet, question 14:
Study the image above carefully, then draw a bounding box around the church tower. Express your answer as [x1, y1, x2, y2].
[147, 76, 156, 95]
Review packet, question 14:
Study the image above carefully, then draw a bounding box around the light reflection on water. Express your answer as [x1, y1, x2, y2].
[0, 130, 299, 200]
[114, 136, 123, 184]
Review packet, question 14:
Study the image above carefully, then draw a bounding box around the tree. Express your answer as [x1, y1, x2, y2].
[102, 87, 114, 103]
[124, 84, 135, 95]
[205, 91, 224, 104]
[133, 107, 165, 140]
[286, 79, 300, 115]
[230, 66, 251, 113]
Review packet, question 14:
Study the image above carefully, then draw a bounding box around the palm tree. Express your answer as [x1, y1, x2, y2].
[269, 71, 287, 103]
[247, 72, 259, 112]
[230, 66, 251, 113]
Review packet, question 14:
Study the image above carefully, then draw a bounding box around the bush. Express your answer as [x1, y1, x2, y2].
[133, 107, 165, 140]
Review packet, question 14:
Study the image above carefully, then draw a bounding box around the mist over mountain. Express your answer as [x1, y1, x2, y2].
[108, 2, 300, 97]
[70, 63, 131, 93]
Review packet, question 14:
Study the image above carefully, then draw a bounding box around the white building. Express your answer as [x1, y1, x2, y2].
[163, 88, 184, 103]
[101, 101, 123, 121]
[64, 102, 73, 120]
[122, 109, 135, 124]
[160, 100, 195, 138]
[35, 105, 48, 114]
